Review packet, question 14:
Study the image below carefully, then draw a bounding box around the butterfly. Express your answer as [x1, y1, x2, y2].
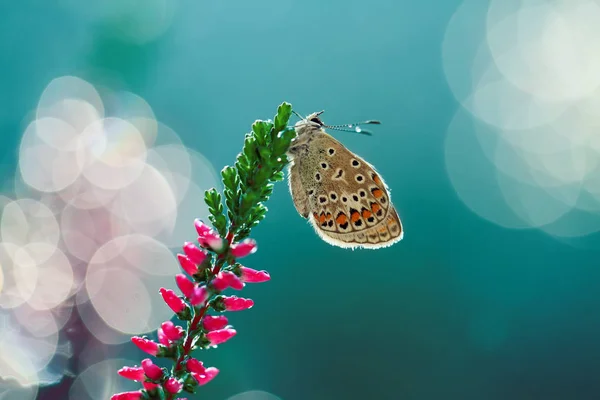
[287, 110, 403, 249]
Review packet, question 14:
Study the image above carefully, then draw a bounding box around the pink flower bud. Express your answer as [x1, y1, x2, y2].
[183, 242, 207, 265]
[192, 367, 219, 386]
[222, 295, 254, 311]
[203, 315, 228, 331]
[240, 266, 271, 283]
[118, 366, 145, 381]
[164, 377, 183, 394]
[111, 391, 143, 400]
[157, 328, 171, 347]
[206, 328, 237, 345]
[176, 274, 194, 298]
[143, 381, 160, 391]
[142, 358, 163, 380]
[178, 254, 198, 276]
[213, 271, 244, 291]
[186, 358, 205, 374]
[161, 321, 184, 341]
[230, 238, 257, 258]
[159, 288, 186, 314]
[194, 219, 212, 236]
[198, 231, 225, 252]
[132, 337, 160, 356]
[190, 285, 208, 306]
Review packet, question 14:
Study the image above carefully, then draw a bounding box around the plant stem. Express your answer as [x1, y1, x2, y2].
[170, 229, 236, 395]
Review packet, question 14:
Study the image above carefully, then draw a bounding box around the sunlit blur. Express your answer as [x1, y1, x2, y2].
[443, 0, 600, 237]
[0, 75, 220, 394]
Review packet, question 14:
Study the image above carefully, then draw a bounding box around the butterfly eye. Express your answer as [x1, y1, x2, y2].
[310, 117, 323, 125]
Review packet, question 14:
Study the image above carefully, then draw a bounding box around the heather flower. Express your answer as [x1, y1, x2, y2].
[194, 219, 211, 237]
[141, 358, 163, 380]
[178, 253, 199, 276]
[186, 357, 206, 374]
[164, 377, 183, 394]
[143, 381, 160, 391]
[157, 328, 171, 347]
[190, 285, 209, 306]
[222, 295, 254, 311]
[183, 242, 207, 265]
[213, 271, 244, 291]
[159, 288, 186, 314]
[206, 328, 237, 345]
[198, 230, 224, 252]
[176, 274, 195, 298]
[230, 238, 258, 258]
[131, 337, 160, 356]
[117, 366, 144, 381]
[239, 266, 271, 283]
[161, 321, 184, 341]
[111, 391, 143, 400]
[112, 103, 293, 399]
[203, 315, 228, 331]
[192, 367, 219, 386]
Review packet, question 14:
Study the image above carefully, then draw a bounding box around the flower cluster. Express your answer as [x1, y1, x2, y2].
[112, 220, 269, 400]
[112, 102, 295, 399]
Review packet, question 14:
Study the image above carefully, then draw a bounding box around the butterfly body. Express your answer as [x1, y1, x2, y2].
[287, 112, 403, 249]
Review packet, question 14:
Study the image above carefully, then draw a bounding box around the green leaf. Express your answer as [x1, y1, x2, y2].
[221, 166, 238, 192]
[274, 102, 293, 133]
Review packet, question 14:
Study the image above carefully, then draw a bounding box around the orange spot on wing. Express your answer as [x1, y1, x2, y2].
[326, 212, 332, 220]
[373, 174, 382, 185]
[362, 209, 373, 219]
[313, 212, 319, 221]
[351, 211, 361, 222]
[371, 203, 381, 214]
[372, 188, 383, 198]
[336, 213, 348, 225]
[319, 212, 326, 224]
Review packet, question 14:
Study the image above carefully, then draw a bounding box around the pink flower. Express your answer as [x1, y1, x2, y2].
[198, 231, 224, 252]
[176, 274, 194, 298]
[183, 242, 207, 265]
[117, 366, 144, 381]
[190, 285, 208, 306]
[240, 266, 271, 283]
[186, 358, 205, 374]
[203, 315, 228, 331]
[143, 381, 160, 391]
[111, 392, 143, 400]
[157, 328, 171, 347]
[142, 358, 163, 380]
[159, 288, 186, 314]
[206, 328, 237, 345]
[178, 253, 198, 276]
[164, 377, 183, 394]
[194, 219, 212, 236]
[213, 271, 244, 291]
[192, 367, 219, 386]
[161, 321, 184, 341]
[222, 295, 254, 311]
[131, 337, 160, 356]
[230, 238, 257, 258]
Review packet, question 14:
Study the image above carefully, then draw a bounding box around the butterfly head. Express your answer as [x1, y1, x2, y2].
[294, 111, 325, 137]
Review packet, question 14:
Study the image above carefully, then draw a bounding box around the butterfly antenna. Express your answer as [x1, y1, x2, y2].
[324, 120, 381, 136]
[292, 110, 306, 121]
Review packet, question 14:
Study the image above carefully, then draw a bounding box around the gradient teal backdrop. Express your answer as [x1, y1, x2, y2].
[2, 1, 600, 399]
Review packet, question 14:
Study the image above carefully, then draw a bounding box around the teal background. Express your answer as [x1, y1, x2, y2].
[2, 1, 600, 399]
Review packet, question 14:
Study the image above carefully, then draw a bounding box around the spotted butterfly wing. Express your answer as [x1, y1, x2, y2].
[288, 131, 403, 249]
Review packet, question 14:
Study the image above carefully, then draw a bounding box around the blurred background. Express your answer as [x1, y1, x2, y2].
[1, 0, 600, 399]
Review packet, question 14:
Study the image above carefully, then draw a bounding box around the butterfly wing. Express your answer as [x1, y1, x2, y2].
[293, 131, 403, 249]
[288, 162, 310, 219]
